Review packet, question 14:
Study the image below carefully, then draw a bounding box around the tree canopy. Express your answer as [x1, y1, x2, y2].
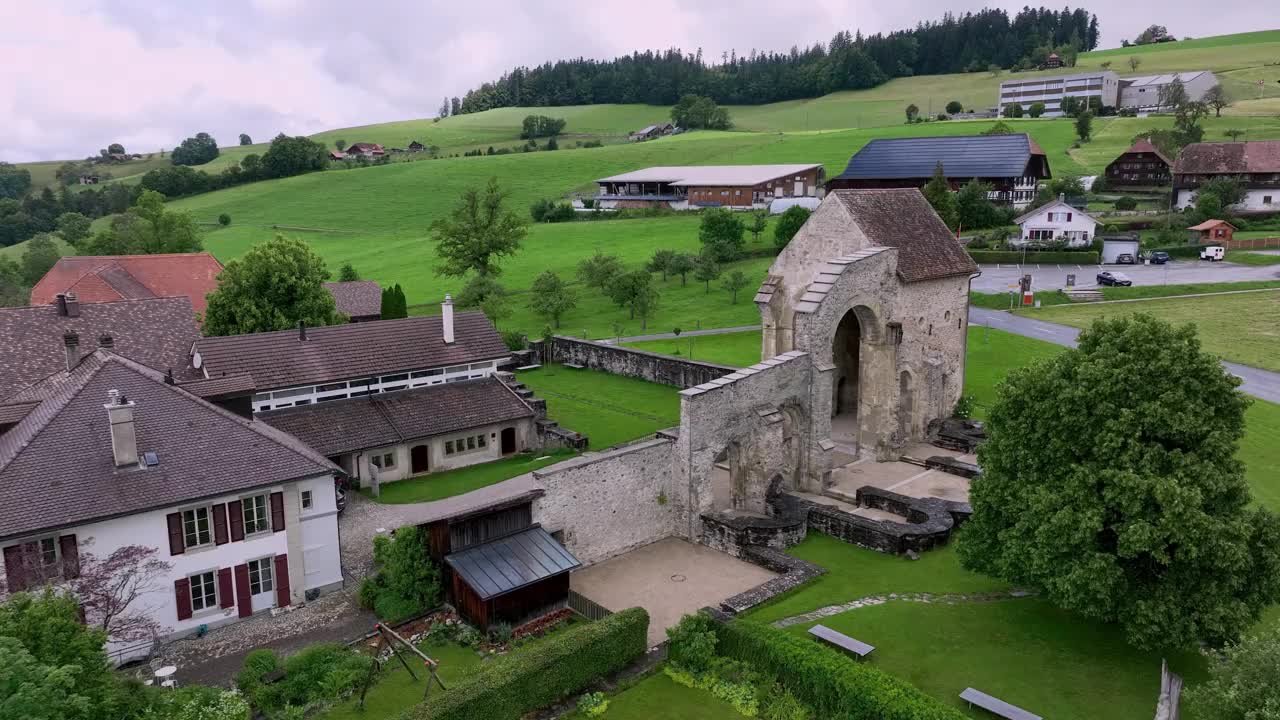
[698, 208, 745, 261]
[773, 205, 810, 248]
[83, 190, 202, 255]
[1184, 624, 1280, 719]
[170, 132, 219, 166]
[577, 251, 625, 290]
[957, 314, 1280, 650]
[430, 178, 527, 278]
[519, 115, 566, 139]
[260, 133, 329, 178]
[527, 270, 577, 328]
[203, 235, 342, 336]
[671, 95, 732, 130]
[921, 162, 958, 229]
[0, 162, 32, 200]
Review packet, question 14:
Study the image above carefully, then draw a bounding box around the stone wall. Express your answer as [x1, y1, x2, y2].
[699, 511, 806, 559]
[795, 486, 971, 555]
[531, 437, 677, 566]
[542, 336, 739, 388]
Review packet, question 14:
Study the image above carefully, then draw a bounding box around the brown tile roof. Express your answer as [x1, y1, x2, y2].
[257, 376, 534, 456]
[1173, 141, 1280, 175]
[0, 297, 201, 401]
[178, 373, 257, 399]
[1187, 219, 1237, 231]
[324, 281, 382, 319]
[0, 351, 338, 540]
[30, 253, 224, 314]
[1120, 138, 1172, 166]
[193, 312, 508, 391]
[832, 189, 979, 282]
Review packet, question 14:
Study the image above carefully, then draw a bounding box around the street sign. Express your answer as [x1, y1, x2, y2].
[1066, 273, 1076, 287]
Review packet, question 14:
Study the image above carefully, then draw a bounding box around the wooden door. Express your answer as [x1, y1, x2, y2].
[411, 444, 429, 474]
[501, 427, 516, 455]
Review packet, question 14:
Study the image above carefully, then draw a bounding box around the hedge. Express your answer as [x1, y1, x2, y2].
[404, 607, 649, 720]
[714, 620, 967, 720]
[967, 250, 1099, 264]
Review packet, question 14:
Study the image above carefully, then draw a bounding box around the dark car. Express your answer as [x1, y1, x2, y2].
[1149, 251, 1170, 264]
[1097, 271, 1133, 286]
[1115, 253, 1136, 265]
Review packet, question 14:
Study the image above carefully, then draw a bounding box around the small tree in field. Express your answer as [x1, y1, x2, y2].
[773, 205, 810, 249]
[647, 249, 677, 281]
[1184, 624, 1280, 719]
[747, 210, 767, 244]
[1203, 84, 1231, 117]
[338, 262, 359, 282]
[958, 315, 1280, 651]
[335, 138, 346, 151]
[905, 104, 919, 122]
[239, 133, 252, 146]
[693, 253, 720, 294]
[945, 100, 963, 115]
[698, 208, 746, 262]
[431, 177, 527, 279]
[722, 270, 750, 303]
[1128, 56, 1141, 72]
[71, 542, 172, 644]
[527, 270, 576, 328]
[1075, 110, 1093, 142]
[668, 252, 695, 286]
[1028, 102, 1046, 118]
[577, 251, 624, 291]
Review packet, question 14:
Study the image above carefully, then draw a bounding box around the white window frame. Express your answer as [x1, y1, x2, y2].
[251, 361, 502, 412]
[247, 557, 274, 596]
[182, 507, 213, 549]
[300, 490, 313, 510]
[445, 432, 488, 456]
[242, 494, 270, 536]
[38, 537, 59, 567]
[189, 570, 218, 612]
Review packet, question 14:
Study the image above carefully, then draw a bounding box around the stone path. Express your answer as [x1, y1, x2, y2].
[769, 589, 1036, 629]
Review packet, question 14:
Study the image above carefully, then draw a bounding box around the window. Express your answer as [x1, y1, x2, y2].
[382, 453, 395, 468]
[247, 558, 274, 595]
[317, 382, 348, 392]
[301, 491, 313, 510]
[1265, 196, 1273, 205]
[190, 571, 217, 612]
[380, 374, 408, 383]
[182, 508, 211, 548]
[446, 433, 487, 456]
[445, 440, 454, 454]
[242, 494, 270, 535]
[39, 538, 58, 566]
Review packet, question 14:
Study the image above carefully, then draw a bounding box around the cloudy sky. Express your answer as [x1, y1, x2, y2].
[0, 0, 1263, 162]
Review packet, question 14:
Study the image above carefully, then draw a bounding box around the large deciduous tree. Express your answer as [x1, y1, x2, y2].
[957, 314, 1280, 650]
[170, 132, 219, 166]
[1184, 624, 1280, 719]
[83, 190, 202, 255]
[203, 235, 342, 336]
[773, 205, 810, 248]
[55, 212, 92, 246]
[431, 177, 527, 279]
[0, 162, 32, 200]
[955, 179, 999, 230]
[20, 233, 63, 286]
[70, 542, 172, 644]
[671, 95, 732, 130]
[260, 133, 328, 179]
[1202, 84, 1231, 118]
[527, 270, 577, 328]
[698, 208, 745, 262]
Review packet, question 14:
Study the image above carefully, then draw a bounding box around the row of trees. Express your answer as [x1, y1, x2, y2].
[455, 7, 1099, 113]
[919, 163, 1017, 231]
[139, 133, 330, 199]
[671, 95, 732, 130]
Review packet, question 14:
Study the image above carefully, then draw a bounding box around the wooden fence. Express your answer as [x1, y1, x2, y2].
[1225, 237, 1280, 250]
[567, 589, 613, 621]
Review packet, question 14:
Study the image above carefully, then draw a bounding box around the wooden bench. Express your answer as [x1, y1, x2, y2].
[562, 363, 584, 369]
[959, 688, 1041, 720]
[807, 624, 874, 658]
[515, 364, 542, 371]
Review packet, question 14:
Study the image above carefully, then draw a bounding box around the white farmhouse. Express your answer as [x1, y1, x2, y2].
[1013, 197, 1099, 248]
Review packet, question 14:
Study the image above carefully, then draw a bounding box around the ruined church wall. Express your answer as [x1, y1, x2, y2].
[544, 336, 738, 389]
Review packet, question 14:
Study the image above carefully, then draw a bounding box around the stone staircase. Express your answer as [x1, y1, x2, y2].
[495, 371, 589, 450]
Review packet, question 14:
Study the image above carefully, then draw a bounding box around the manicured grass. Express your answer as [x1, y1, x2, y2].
[783, 598, 1207, 720]
[364, 449, 578, 504]
[566, 670, 746, 720]
[743, 534, 1011, 625]
[320, 641, 483, 720]
[1242, 400, 1280, 514]
[969, 290, 1072, 310]
[515, 364, 681, 449]
[622, 330, 763, 367]
[0, 234, 72, 261]
[1027, 290, 1280, 372]
[962, 326, 1064, 419]
[1096, 280, 1280, 299]
[1225, 250, 1280, 266]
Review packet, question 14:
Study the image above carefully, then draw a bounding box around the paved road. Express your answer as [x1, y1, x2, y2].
[970, 308, 1280, 404]
[972, 260, 1280, 293]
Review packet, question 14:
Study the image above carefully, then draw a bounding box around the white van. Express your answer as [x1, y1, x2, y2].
[1199, 246, 1226, 261]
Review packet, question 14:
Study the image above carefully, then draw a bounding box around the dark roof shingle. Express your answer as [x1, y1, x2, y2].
[0, 297, 200, 401]
[1173, 141, 1280, 175]
[833, 189, 979, 282]
[833, 134, 1040, 181]
[445, 525, 581, 600]
[258, 376, 534, 455]
[193, 312, 508, 391]
[0, 351, 337, 540]
[324, 281, 383, 319]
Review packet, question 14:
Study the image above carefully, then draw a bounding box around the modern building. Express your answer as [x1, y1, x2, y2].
[1118, 71, 1217, 111]
[825, 134, 1051, 208]
[1172, 140, 1280, 210]
[1104, 139, 1172, 187]
[322, 280, 383, 322]
[31, 253, 225, 315]
[997, 70, 1120, 117]
[595, 164, 825, 210]
[0, 350, 344, 664]
[1013, 197, 1099, 247]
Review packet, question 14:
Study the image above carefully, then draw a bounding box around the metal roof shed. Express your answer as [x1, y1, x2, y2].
[444, 525, 581, 629]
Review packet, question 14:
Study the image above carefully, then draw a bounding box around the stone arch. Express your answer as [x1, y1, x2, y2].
[831, 305, 878, 432]
[898, 369, 914, 443]
[779, 403, 806, 488]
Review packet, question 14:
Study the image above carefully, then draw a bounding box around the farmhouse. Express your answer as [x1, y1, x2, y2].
[408, 141, 426, 152]
[629, 122, 674, 141]
[826, 134, 1050, 208]
[998, 70, 1121, 117]
[344, 142, 385, 157]
[1172, 140, 1280, 210]
[1105, 138, 1172, 187]
[595, 164, 825, 210]
[0, 350, 344, 664]
[1013, 196, 1098, 247]
[31, 253, 225, 315]
[322, 280, 382, 322]
[1118, 71, 1217, 111]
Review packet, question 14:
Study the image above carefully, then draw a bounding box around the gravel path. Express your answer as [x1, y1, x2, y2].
[769, 589, 1035, 629]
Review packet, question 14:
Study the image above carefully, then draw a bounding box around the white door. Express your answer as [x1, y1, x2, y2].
[247, 558, 276, 613]
[794, 180, 804, 196]
[774, 186, 783, 197]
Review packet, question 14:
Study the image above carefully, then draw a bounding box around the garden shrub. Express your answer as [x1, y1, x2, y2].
[236, 643, 374, 718]
[966, 250, 1099, 264]
[666, 612, 718, 672]
[359, 526, 442, 622]
[405, 607, 649, 720]
[715, 620, 967, 720]
[1114, 196, 1138, 211]
[664, 661, 762, 716]
[217, 213, 231, 226]
[761, 683, 812, 720]
[140, 685, 249, 720]
[578, 691, 609, 717]
[500, 329, 526, 351]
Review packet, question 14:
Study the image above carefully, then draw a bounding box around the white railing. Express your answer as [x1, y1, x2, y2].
[253, 361, 503, 412]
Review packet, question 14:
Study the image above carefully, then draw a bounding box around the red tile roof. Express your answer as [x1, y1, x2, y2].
[30, 253, 224, 314]
[1187, 219, 1236, 231]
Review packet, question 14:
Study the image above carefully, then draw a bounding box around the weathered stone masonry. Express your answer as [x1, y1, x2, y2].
[539, 336, 737, 388]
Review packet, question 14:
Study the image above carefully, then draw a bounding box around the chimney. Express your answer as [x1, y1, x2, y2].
[442, 294, 455, 344]
[298, 320, 308, 341]
[98, 334, 114, 350]
[1058, 193, 1065, 203]
[55, 294, 68, 316]
[104, 390, 138, 468]
[65, 292, 80, 318]
[63, 332, 80, 370]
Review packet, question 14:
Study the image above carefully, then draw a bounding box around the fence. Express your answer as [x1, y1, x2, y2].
[1225, 237, 1280, 250]
[567, 589, 613, 621]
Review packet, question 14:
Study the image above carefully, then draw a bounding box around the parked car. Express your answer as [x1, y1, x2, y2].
[1148, 251, 1170, 264]
[1115, 253, 1136, 264]
[1097, 271, 1133, 286]
[1200, 245, 1226, 261]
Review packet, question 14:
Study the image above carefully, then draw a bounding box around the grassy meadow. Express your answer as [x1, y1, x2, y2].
[515, 364, 682, 449]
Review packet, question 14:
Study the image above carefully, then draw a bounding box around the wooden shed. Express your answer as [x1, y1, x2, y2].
[1187, 219, 1236, 244]
[444, 524, 580, 630]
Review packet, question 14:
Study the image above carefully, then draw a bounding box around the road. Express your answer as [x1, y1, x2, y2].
[969, 308, 1280, 404]
[971, 260, 1280, 293]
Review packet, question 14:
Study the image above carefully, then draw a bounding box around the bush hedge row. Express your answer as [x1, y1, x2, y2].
[405, 607, 649, 720]
[714, 620, 967, 720]
[967, 250, 1099, 264]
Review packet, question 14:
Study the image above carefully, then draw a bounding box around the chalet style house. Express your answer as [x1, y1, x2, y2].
[344, 143, 385, 157]
[826, 134, 1051, 208]
[1173, 140, 1280, 211]
[1013, 197, 1099, 247]
[1105, 139, 1171, 187]
[595, 164, 825, 210]
[189, 297, 537, 488]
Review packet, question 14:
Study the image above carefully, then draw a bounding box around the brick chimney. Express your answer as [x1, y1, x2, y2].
[64, 332, 80, 370]
[65, 292, 80, 318]
[298, 320, 308, 341]
[55, 293, 68, 316]
[104, 390, 138, 468]
[442, 294, 455, 344]
[98, 334, 114, 350]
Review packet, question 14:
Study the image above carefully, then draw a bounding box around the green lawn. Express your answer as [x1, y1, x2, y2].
[364, 449, 578, 504]
[783, 598, 1207, 720]
[516, 365, 681, 449]
[0, 234, 72, 261]
[622, 330, 763, 367]
[565, 670, 746, 720]
[320, 642, 482, 720]
[1225, 250, 1280, 266]
[1027, 290, 1280, 372]
[963, 325, 1071, 419]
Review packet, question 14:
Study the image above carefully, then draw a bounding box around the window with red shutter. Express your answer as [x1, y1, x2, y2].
[218, 568, 234, 609]
[270, 492, 285, 533]
[234, 564, 252, 618]
[175, 578, 192, 620]
[58, 535, 79, 580]
[166, 513, 185, 555]
[228, 500, 244, 541]
[212, 505, 229, 546]
[273, 555, 291, 608]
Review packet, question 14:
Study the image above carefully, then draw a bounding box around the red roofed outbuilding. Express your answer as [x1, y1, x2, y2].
[30, 253, 225, 315]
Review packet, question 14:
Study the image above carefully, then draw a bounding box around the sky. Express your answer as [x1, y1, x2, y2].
[0, 0, 1265, 163]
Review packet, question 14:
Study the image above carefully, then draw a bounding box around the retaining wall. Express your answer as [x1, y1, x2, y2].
[540, 336, 739, 388]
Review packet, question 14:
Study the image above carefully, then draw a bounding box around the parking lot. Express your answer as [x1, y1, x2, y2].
[972, 260, 1280, 292]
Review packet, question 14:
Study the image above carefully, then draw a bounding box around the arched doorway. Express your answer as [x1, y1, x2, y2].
[831, 309, 864, 430]
[898, 371, 914, 442]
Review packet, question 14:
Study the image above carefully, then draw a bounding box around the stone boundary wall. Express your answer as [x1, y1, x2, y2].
[699, 511, 806, 559]
[795, 487, 971, 555]
[720, 546, 826, 614]
[531, 437, 677, 566]
[543, 336, 739, 388]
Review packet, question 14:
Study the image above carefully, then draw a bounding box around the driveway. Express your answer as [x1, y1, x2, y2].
[971, 260, 1280, 293]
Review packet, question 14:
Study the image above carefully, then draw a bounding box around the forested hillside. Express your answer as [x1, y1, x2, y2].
[457, 6, 1099, 113]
